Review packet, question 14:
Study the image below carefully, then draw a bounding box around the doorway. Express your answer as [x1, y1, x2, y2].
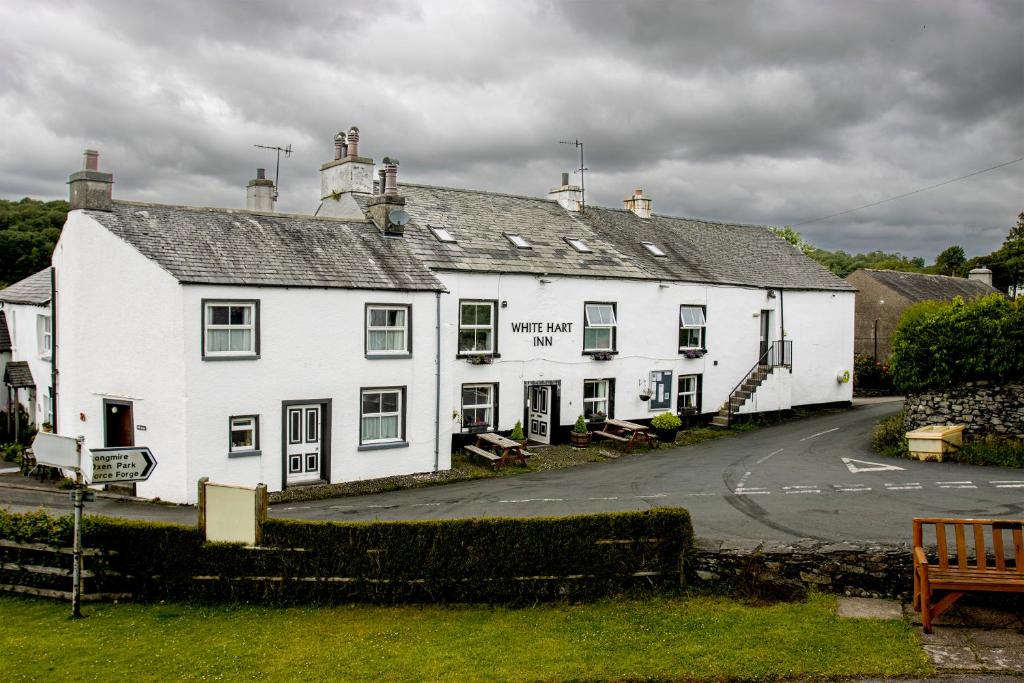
[103, 399, 134, 447]
[759, 310, 772, 360]
[525, 382, 559, 445]
[282, 400, 331, 488]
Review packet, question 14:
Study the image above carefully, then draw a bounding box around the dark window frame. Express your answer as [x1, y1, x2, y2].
[358, 385, 409, 450]
[201, 298, 261, 361]
[456, 299, 499, 358]
[364, 302, 413, 359]
[228, 414, 261, 457]
[677, 374, 703, 415]
[582, 377, 616, 422]
[460, 382, 499, 433]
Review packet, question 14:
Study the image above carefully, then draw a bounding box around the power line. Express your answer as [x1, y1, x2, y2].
[794, 155, 1024, 227]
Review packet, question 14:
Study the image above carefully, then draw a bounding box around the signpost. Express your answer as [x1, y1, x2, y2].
[88, 447, 157, 484]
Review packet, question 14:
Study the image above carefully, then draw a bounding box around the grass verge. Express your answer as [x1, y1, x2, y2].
[0, 592, 930, 682]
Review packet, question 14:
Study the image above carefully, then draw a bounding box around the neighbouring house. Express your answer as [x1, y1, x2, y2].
[845, 268, 999, 360]
[54, 131, 854, 504]
[0, 267, 54, 439]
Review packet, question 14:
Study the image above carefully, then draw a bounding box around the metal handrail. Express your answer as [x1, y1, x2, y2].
[726, 340, 793, 425]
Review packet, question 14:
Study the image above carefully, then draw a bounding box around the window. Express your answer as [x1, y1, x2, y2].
[360, 388, 404, 445]
[505, 233, 532, 249]
[641, 241, 666, 257]
[565, 237, 592, 253]
[459, 300, 496, 354]
[429, 226, 456, 243]
[37, 315, 52, 358]
[583, 379, 612, 420]
[583, 303, 617, 352]
[678, 375, 700, 413]
[203, 301, 258, 358]
[44, 389, 53, 426]
[461, 383, 496, 431]
[229, 415, 259, 453]
[366, 304, 410, 355]
[679, 306, 707, 350]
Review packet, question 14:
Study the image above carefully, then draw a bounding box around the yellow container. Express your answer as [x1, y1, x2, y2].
[906, 424, 964, 462]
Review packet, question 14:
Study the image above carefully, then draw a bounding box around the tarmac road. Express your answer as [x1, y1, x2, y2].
[3, 399, 1022, 545]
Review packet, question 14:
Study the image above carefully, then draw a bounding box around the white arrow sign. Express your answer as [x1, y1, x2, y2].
[842, 457, 905, 474]
[89, 447, 157, 484]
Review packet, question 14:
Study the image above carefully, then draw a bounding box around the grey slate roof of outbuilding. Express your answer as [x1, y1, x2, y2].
[850, 269, 998, 303]
[0, 267, 52, 305]
[3, 361, 34, 389]
[0, 311, 11, 352]
[84, 202, 445, 292]
[360, 184, 852, 291]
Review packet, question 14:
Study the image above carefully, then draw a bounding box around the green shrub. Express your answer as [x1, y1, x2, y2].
[0, 443, 24, 464]
[891, 294, 1024, 393]
[853, 354, 893, 391]
[510, 420, 525, 441]
[955, 437, 1024, 469]
[651, 412, 682, 430]
[573, 415, 588, 433]
[871, 411, 908, 458]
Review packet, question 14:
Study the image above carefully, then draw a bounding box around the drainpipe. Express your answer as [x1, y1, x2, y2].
[433, 291, 443, 471]
[779, 289, 787, 369]
[50, 267, 58, 434]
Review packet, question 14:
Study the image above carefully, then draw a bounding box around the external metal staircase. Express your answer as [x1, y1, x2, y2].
[711, 340, 792, 427]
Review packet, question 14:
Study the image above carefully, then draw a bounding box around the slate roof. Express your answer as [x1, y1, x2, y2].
[359, 185, 851, 291]
[852, 269, 998, 303]
[3, 361, 34, 389]
[0, 267, 52, 305]
[84, 202, 445, 292]
[0, 311, 11, 353]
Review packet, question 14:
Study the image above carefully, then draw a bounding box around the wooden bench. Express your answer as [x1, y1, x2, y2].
[913, 517, 1024, 632]
[464, 444, 501, 469]
[594, 418, 657, 452]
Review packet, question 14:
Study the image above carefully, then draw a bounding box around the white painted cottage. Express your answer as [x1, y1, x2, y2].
[53, 131, 854, 504]
[1, 267, 54, 438]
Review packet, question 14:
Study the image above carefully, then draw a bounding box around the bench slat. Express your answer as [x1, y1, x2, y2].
[464, 445, 499, 461]
[1014, 527, 1024, 568]
[595, 432, 630, 443]
[974, 524, 986, 570]
[994, 528, 1007, 571]
[954, 524, 967, 570]
[936, 522, 948, 569]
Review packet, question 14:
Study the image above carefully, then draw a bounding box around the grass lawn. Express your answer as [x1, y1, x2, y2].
[0, 593, 930, 682]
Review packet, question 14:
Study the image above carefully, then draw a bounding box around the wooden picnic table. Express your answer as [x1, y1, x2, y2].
[594, 418, 657, 452]
[464, 431, 533, 469]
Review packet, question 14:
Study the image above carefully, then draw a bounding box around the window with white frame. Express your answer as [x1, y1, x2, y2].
[37, 315, 52, 358]
[458, 301, 495, 354]
[565, 237, 592, 253]
[505, 233, 532, 249]
[229, 415, 258, 453]
[583, 379, 611, 420]
[204, 301, 258, 357]
[641, 241, 667, 257]
[678, 375, 700, 413]
[583, 303, 617, 352]
[429, 226, 457, 243]
[360, 388, 404, 444]
[366, 305, 410, 355]
[44, 389, 53, 426]
[461, 383, 496, 431]
[679, 306, 706, 350]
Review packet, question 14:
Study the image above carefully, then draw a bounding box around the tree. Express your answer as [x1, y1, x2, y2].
[934, 245, 966, 276]
[769, 225, 811, 254]
[0, 197, 68, 287]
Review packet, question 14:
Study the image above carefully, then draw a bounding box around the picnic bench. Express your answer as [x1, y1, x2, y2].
[464, 432, 533, 470]
[594, 418, 656, 452]
[913, 517, 1024, 633]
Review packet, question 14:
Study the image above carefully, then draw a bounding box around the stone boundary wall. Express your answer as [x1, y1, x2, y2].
[904, 381, 1024, 441]
[692, 539, 913, 600]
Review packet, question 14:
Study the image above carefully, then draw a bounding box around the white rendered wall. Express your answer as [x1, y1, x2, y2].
[181, 285, 442, 502]
[2, 300, 52, 426]
[737, 368, 793, 414]
[52, 211, 188, 501]
[782, 290, 855, 407]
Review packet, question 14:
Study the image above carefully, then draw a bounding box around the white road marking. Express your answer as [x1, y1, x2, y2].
[736, 471, 752, 489]
[756, 448, 784, 464]
[411, 503, 442, 507]
[783, 485, 821, 494]
[683, 492, 718, 497]
[842, 457, 906, 474]
[991, 481, 1024, 488]
[885, 482, 923, 490]
[833, 484, 872, 492]
[936, 481, 977, 489]
[587, 496, 620, 501]
[635, 493, 668, 499]
[328, 505, 353, 510]
[283, 506, 312, 511]
[498, 498, 565, 503]
[800, 427, 839, 441]
[735, 487, 770, 495]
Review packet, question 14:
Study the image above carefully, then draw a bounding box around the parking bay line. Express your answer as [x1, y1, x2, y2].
[800, 427, 839, 442]
[991, 481, 1024, 488]
[936, 481, 977, 489]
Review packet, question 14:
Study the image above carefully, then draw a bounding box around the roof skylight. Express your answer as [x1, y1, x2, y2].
[506, 233, 532, 249]
[429, 226, 456, 243]
[565, 237, 592, 253]
[641, 241, 667, 257]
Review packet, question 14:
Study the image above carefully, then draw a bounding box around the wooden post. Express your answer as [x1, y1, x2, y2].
[197, 477, 209, 538]
[255, 483, 268, 546]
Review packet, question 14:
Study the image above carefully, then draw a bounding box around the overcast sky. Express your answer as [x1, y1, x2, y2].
[1, 0, 1021, 260]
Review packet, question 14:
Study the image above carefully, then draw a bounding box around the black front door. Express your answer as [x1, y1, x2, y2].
[759, 310, 770, 359]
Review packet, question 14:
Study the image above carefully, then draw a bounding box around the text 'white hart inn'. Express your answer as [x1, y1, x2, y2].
[52, 133, 854, 503]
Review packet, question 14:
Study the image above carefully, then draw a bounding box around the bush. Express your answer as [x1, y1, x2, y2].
[651, 412, 682, 430]
[891, 294, 1024, 393]
[871, 411, 907, 458]
[955, 436, 1024, 469]
[510, 420, 525, 441]
[573, 415, 588, 433]
[853, 354, 893, 391]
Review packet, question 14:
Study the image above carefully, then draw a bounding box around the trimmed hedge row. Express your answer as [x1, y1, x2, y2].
[0, 508, 693, 604]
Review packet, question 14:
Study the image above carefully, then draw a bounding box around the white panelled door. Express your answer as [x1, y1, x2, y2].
[527, 385, 552, 445]
[286, 404, 322, 484]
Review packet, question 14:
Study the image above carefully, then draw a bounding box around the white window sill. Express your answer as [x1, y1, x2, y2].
[203, 354, 260, 362]
[358, 440, 409, 452]
[228, 449, 262, 459]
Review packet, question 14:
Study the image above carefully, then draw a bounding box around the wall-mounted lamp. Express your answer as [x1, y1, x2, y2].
[658, 283, 670, 289]
[767, 289, 777, 299]
[538, 277, 552, 284]
[501, 300, 508, 308]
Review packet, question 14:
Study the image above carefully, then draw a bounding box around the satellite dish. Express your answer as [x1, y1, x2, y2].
[388, 209, 411, 226]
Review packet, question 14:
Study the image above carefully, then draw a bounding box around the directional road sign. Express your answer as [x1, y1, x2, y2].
[89, 447, 157, 484]
[31, 432, 82, 471]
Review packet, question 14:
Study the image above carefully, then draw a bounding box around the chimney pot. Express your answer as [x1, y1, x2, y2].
[346, 126, 360, 158]
[561, 172, 569, 186]
[378, 168, 386, 196]
[383, 158, 399, 196]
[624, 188, 652, 219]
[256, 168, 266, 180]
[334, 132, 347, 160]
[967, 267, 993, 287]
[83, 149, 100, 171]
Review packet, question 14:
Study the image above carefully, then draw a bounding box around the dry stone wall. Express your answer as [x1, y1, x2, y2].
[903, 381, 1024, 441]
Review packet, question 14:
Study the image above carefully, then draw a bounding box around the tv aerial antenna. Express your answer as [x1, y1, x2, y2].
[559, 139, 587, 210]
[254, 143, 293, 201]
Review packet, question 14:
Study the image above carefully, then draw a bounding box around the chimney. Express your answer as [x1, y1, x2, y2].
[967, 267, 993, 287]
[624, 188, 652, 219]
[367, 156, 407, 236]
[246, 168, 275, 212]
[378, 168, 387, 196]
[68, 149, 113, 211]
[320, 125, 373, 199]
[548, 171, 582, 212]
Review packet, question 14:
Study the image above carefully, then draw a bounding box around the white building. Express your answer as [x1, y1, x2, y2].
[53, 132, 854, 504]
[1, 267, 54, 438]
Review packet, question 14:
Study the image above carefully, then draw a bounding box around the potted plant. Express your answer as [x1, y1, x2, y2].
[638, 379, 653, 402]
[40, 422, 53, 433]
[570, 415, 591, 447]
[650, 411, 683, 445]
[464, 417, 489, 433]
[587, 410, 606, 424]
[510, 420, 526, 446]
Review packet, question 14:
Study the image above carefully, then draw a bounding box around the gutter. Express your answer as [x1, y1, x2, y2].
[50, 268, 58, 433]
[433, 291, 442, 472]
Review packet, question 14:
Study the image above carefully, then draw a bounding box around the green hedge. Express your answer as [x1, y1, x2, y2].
[0, 508, 693, 604]
[891, 294, 1024, 393]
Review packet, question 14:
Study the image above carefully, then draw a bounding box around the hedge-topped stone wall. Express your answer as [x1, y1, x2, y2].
[904, 381, 1024, 441]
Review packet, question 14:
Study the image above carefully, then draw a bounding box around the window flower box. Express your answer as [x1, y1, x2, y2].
[466, 354, 493, 365]
[682, 349, 706, 359]
[465, 422, 490, 434]
[590, 351, 614, 361]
